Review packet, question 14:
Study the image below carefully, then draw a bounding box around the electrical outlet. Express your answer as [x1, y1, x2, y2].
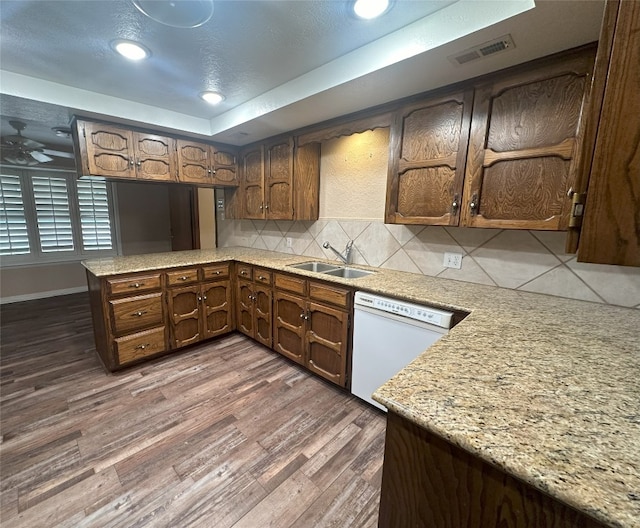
[443, 252, 463, 269]
[286, 237, 293, 248]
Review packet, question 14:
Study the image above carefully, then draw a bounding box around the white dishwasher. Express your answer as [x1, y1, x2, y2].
[351, 291, 454, 411]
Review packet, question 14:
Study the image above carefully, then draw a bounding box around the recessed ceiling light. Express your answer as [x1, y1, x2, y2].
[200, 91, 225, 105]
[111, 39, 150, 61]
[132, 0, 214, 29]
[353, 0, 390, 19]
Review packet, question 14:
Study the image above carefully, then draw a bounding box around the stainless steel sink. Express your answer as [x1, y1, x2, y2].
[322, 267, 375, 279]
[288, 261, 342, 273]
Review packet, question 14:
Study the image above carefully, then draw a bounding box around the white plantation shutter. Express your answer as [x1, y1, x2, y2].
[0, 173, 30, 255]
[77, 180, 113, 250]
[32, 175, 74, 252]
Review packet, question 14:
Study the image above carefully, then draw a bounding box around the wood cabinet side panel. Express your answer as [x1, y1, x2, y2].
[293, 141, 320, 220]
[578, 0, 640, 266]
[379, 412, 608, 528]
[86, 270, 115, 371]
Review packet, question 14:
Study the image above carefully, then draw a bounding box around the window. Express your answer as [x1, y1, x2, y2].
[0, 168, 117, 265]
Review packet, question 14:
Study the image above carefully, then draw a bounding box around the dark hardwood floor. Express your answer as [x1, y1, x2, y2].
[0, 293, 386, 527]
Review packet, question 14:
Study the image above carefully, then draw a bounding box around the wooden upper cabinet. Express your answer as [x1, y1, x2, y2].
[76, 120, 176, 182]
[177, 140, 239, 187]
[576, 0, 640, 266]
[211, 147, 239, 186]
[177, 140, 210, 185]
[234, 136, 312, 221]
[461, 49, 595, 230]
[240, 145, 266, 219]
[82, 122, 135, 179]
[133, 132, 176, 181]
[264, 137, 294, 220]
[386, 89, 473, 225]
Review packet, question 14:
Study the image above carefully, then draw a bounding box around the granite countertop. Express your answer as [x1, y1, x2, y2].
[83, 248, 640, 528]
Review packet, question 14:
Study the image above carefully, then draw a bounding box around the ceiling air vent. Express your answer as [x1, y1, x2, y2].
[449, 35, 516, 66]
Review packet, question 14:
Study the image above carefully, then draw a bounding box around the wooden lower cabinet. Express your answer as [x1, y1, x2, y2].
[168, 270, 234, 349]
[306, 302, 349, 386]
[85, 262, 350, 380]
[235, 266, 272, 347]
[273, 291, 306, 365]
[379, 411, 607, 528]
[86, 262, 234, 371]
[273, 274, 352, 388]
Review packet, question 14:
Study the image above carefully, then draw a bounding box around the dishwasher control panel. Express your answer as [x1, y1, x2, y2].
[354, 292, 453, 329]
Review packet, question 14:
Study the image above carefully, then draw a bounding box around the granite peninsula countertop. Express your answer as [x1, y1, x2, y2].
[83, 248, 640, 528]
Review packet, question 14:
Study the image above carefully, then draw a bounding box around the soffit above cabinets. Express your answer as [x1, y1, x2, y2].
[0, 0, 604, 146]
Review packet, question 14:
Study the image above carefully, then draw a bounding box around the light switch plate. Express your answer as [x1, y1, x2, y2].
[286, 237, 293, 248]
[443, 252, 463, 269]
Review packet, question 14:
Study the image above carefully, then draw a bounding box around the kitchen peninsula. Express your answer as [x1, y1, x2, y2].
[82, 247, 640, 528]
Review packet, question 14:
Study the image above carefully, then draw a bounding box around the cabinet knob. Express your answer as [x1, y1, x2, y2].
[264, 204, 269, 210]
[180, 276, 188, 281]
[129, 159, 135, 166]
[130, 283, 142, 288]
[198, 296, 202, 301]
[216, 270, 221, 275]
[451, 194, 460, 214]
[259, 204, 264, 210]
[203, 295, 207, 301]
[135, 343, 150, 350]
[212, 169, 216, 175]
[258, 275, 265, 280]
[469, 193, 478, 216]
[132, 310, 147, 317]
[136, 161, 141, 167]
[241, 270, 247, 275]
[208, 169, 212, 174]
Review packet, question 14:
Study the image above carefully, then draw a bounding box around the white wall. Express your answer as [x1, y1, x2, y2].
[218, 130, 640, 309]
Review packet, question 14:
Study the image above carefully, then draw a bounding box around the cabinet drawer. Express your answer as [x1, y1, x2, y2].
[202, 263, 230, 281]
[167, 268, 199, 286]
[254, 268, 272, 286]
[237, 264, 253, 280]
[275, 273, 307, 295]
[106, 273, 161, 296]
[309, 282, 352, 309]
[115, 327, 166, 365]
[109, 292, 163, 336]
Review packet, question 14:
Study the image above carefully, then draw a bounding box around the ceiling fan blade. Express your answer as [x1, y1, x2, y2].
[2, 134, 46, 149]
[29, 151, 54, 163]
[41, 148, 75, 159]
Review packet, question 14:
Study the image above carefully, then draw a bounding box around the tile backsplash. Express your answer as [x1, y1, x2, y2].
[217, 218, 640, 309]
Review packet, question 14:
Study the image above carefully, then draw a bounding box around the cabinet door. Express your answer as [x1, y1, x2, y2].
[461, 51, 595, 230]
[236, 279, 254, 337]
[177, 140, 212, 185]
[133, 132, 176, 182]
[273, 291, 306, 365]
[306, 302, 349, 387]
[264, 137, 294, 220]
[168, 285, 201, 348]
[211, 146, 239, 187]
[254, 283, 272, 348]
[386, 90, 473, 225]
[83, 122, 135, 179]
[241, 146, 265, 219]
[201, 280, 233, 338]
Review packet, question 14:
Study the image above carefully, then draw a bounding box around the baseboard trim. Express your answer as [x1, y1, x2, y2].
[0, 286, 88, 305]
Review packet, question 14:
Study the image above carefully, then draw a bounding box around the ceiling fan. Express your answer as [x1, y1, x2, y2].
[1, 120, 75, 166]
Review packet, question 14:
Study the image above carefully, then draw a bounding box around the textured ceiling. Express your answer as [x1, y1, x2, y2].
[0, 0, 605, 151]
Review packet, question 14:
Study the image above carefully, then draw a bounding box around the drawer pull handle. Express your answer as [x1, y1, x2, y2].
[132, 311, 148, 317]
[241, 270, 247, 275]
[129, 283, 143, 288]
[216, 271, 221, 275]
[203, 295, 207, 301]
[258, 275, 266, 280]
[135, 343, 151, 350]
[179, 276, 189, 281]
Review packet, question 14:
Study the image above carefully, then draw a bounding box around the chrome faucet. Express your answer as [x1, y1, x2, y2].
[322, 240, 353, 265]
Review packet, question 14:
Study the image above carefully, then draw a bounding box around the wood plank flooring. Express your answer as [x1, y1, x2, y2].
[0, 293, 386, 527]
